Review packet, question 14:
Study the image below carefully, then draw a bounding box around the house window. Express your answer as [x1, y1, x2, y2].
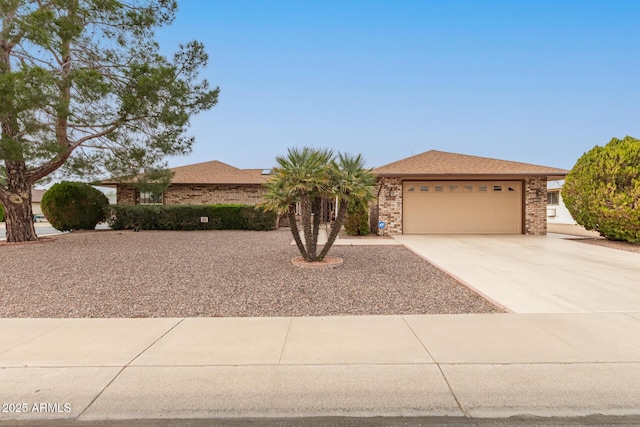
[140, 190, 163, 205]
[407, 187, 415, 192]
[434, 185, 444, 192]
[449, 185, 459, 192]
[493, 185, 502, 192]
[420, 186, 429, 192]
[479, 185, 488, 192]
[547, 191, 559, 205]
[463, 185, 473, 192]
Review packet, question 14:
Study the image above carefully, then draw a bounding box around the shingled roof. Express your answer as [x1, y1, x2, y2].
[102, 160, 270, 186]
[374, 150, 568, 178]
[168, 160, 269, 184]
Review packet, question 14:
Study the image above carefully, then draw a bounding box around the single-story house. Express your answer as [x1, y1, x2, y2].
[546, 180, 574, 225]
[31, 188, 46, 215]
[103, 151, 569, 236]
[373, 150, 568, 235]
[103, 160, 271, 206]
[546, 180, 599, 237]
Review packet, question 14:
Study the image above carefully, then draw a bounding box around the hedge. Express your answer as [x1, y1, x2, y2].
[344, 199, 370, 236]
[0, 204, 4, 222]
[108, 204, 277, 231]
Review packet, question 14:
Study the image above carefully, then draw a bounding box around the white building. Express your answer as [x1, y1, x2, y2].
[546, 180, 599, 237]
[546, 180, 575, 225]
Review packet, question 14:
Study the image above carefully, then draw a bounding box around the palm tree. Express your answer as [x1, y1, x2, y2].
[319, 153, 377, 260]
[262, 147, 333, 261]
[262, 148, 377, 263]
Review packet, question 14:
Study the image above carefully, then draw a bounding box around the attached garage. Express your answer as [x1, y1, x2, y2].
[403, 181, 522, 234]
[374, 150, 569, 235]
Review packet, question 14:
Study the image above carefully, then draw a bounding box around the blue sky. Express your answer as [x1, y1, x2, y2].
[156, 0, 640, 171]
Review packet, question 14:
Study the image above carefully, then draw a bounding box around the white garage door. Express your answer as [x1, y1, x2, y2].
[403, 181, 522, 234]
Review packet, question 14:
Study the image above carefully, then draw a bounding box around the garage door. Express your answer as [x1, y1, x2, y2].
[403, 181, 522, 234]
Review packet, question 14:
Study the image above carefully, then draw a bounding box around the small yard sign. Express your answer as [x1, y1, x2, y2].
[200, 217, 209, 223]
[378, 221, 386, 229]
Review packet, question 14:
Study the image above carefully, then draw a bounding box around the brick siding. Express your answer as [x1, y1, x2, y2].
[524, 176, 547, 235]
[116, 186, 137, 205]
[116, 184, 267, 206]
[164, 184, 267, 205]
[377, 177, 403, 234]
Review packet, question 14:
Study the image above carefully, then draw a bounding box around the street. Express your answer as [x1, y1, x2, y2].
[0, 223, 110, 240]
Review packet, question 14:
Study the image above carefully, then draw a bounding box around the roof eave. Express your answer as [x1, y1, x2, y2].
[104, 181, 265, 186]
[375, 172, 568, 179]
[170, 181, 265, 186]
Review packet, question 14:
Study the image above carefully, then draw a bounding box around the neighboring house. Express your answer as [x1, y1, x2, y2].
[103, 160, 271, 206]
[546, 180, 575, 225]
[31, 188, 46, 215]
[546, 180, 599, 237]
[373, 150, 568, 235]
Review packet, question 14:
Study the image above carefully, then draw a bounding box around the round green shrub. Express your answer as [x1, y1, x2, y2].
[41, 182, 109, 231]
[563, 135, 640, 242]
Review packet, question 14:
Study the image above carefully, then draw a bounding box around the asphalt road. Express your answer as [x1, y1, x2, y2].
[0, 224, 62, 240]
[0, 223, 109, 240]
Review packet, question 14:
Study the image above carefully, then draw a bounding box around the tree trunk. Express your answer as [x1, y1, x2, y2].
[311, 196, 322, 258]
[318, 199, 347, 261]
[1, 17, 36, 242]
[299, 192, 315, 261]
[287, 205, 308, 260]
[3, 161, 37, 242]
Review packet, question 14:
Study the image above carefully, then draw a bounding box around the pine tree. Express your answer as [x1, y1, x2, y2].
[0, 0, 218, 242]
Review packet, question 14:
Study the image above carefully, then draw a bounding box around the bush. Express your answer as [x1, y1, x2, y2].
[344, 200, 369, 236]
[108, 204, 277, 231]
[0, 204, 4, 222]
[563, 135, 640, 242]
[41, 182, 109, 231]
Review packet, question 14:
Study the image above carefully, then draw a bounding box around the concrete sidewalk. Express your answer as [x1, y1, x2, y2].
[1, 313, 640, 424]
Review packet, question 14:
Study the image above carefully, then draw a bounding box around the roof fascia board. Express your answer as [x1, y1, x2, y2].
[376, 173, 567, 179]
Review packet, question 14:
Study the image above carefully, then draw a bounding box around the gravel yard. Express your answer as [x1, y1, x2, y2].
[577, 237, 640, 254]
[1, 229, 502, 317]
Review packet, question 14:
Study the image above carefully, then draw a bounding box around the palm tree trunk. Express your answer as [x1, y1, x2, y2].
[300, 192, 315, 261]
[318, 199, 347, 261]
[287, 205, 308, 259]
[311, 196, 322, 259]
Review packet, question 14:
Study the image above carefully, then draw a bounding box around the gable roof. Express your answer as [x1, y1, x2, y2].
[374, 150, 568, 178]
[102, 160, 269, 186]
[168, 160, 268, 184]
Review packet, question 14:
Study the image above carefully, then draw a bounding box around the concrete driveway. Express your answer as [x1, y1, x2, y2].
[393, 234, 640, 314]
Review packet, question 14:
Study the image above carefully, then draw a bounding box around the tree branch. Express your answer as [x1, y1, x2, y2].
[26, 122, 120, 182]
